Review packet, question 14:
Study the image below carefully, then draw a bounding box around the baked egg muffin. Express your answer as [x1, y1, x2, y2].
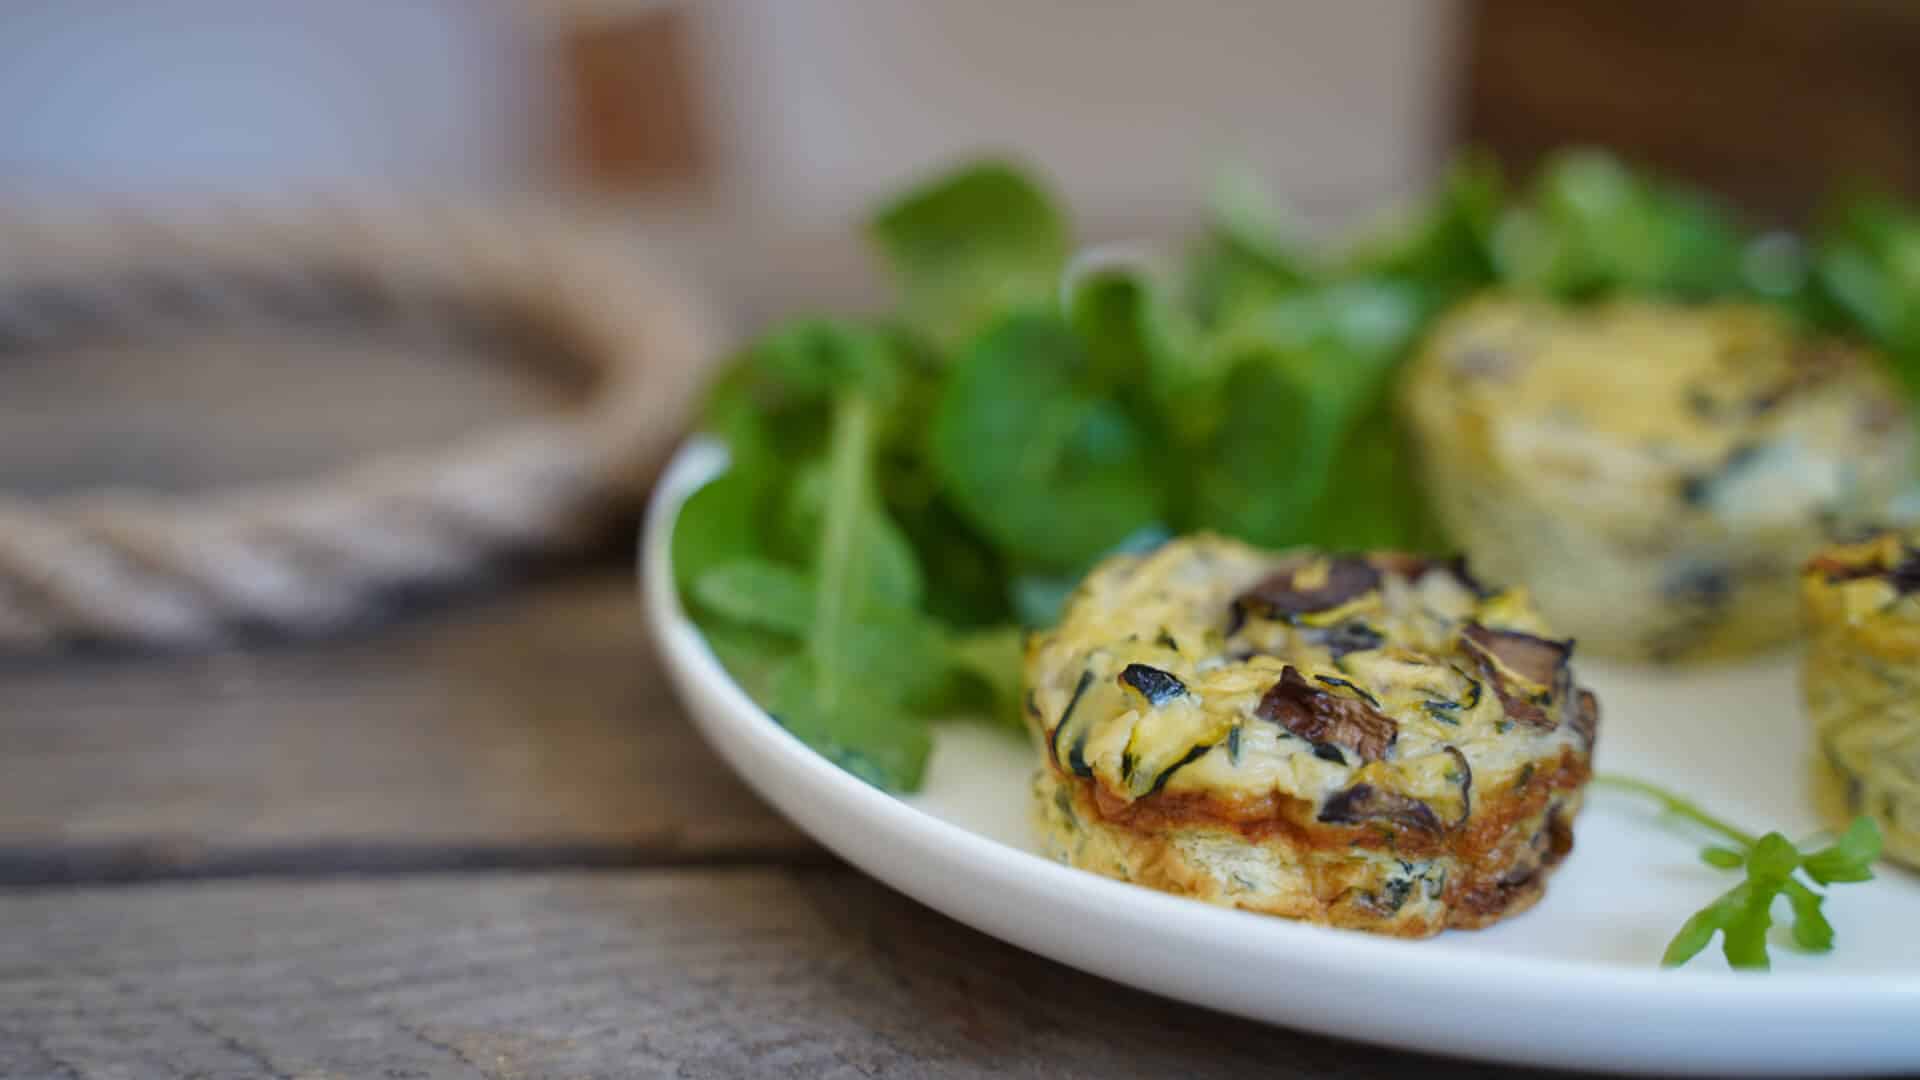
[1025, 535, 1596, 937]
[1803, 530, 1920, 869]
[1402, 295, 1914, 663]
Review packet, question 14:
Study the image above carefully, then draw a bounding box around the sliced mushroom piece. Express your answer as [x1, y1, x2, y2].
[1255, 666, 1397, 763]
[1459, 622, 1572, 730]
[1317, 783, 1444, 837]
[1371, 551, 1493, 597]
[1569, 687, 1600, 751]
[1233, 556, 1380, 623]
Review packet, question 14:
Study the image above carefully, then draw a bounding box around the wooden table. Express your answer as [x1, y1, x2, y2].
[2, 566, 1609, 1079]
[0, 311, 1583, 1078]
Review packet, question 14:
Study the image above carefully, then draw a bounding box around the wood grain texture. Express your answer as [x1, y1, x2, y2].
[0, 569, 814, 882]
[0, 868, 1575, 1080]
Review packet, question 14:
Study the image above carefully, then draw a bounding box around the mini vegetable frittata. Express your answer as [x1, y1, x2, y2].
[1025, 536, 1596, 937]
[1803, 530, 1920, 869]
[1403, 296, 1914, 663]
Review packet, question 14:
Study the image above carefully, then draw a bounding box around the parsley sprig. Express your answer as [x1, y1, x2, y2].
[1595, 774, 1882, 970]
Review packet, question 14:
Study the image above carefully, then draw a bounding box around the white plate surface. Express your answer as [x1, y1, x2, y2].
[644, 439, 1920, 1075]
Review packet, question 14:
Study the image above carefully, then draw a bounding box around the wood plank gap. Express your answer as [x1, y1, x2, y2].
[0, 839, 838, 889]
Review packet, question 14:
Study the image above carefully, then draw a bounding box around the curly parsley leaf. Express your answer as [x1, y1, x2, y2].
[1596, 774, 1882, 970]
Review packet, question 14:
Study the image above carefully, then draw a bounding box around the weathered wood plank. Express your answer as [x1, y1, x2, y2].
[0, 571, 815, 880]
[0, 868, 1567, 1079]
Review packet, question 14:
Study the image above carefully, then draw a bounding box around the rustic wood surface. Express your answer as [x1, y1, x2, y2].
[2, 868, 1571, 1080]
[0, 310, 1581, 1077]
[0, 569, 814, 885]
[0, 571, 1588, 1079]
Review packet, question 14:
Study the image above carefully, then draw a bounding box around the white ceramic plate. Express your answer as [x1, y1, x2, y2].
[644, 439, 1920, 1076]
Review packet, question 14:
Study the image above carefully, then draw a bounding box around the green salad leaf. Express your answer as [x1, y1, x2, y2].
[931, 312, 1164, 570]
[1342, 151, 1502, 305]
[869, 160, 1070, 347]
[1492, 149, 1747, 301]
[1185, 165, 1315, 329]
[1808, 190, 1920, 396]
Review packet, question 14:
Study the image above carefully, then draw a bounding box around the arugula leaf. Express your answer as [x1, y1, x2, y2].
[778, 461, 925, 616]
[1067, 263, 1200, 406]
[671, 468, 765, 599]
[1808, 191, 1920, 396]
[1006, 522, 1173, 629]
[1182, 353, 1328, 546]
[1595, 774, 1881, 970]
[1342, 152, 1502, 304]
[869, 160, 1069, 347]
[1493, 149, 1746, 301]
[770, 657, 931, 790]
[1185, 282, 1426, 548]
[1185, 166, 1315, 329]
[1298, 404, 1446, 553]
[944, 624, 1029, 727]
[885, 489, 1012, 630]
[691, 559, 815, 637]
[813, 396, 913, 699]
[700, 620, 799, 703]
[931, 312, 1164, 569]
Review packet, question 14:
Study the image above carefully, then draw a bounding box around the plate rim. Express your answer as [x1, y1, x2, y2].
[642, 436, 1920, 1074]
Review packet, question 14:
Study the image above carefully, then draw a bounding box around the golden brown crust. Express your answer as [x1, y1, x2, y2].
[1045, 746, 1589, 936]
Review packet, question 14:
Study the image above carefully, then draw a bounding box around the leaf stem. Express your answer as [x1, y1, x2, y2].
[813, 394, 874, 712]
[1592, 773, 1760, 849]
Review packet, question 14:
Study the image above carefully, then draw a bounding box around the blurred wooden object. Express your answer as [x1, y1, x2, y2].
[559, 6, 705, 191]
[1463, 0, 1920, 219]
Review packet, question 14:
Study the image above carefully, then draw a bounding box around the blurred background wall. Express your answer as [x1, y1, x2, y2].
[0, 1, 1460, 320]
[0, 0, 550, 194]
[3, 0, 1915, 320]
